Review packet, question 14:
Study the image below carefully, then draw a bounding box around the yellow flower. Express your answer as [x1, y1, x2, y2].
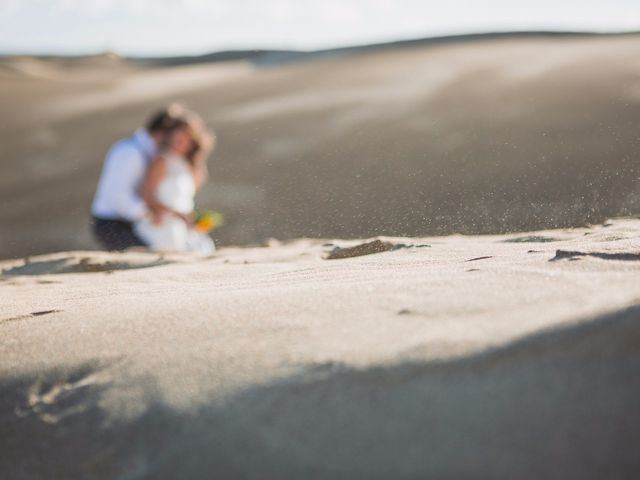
[195, 211, 224, 233]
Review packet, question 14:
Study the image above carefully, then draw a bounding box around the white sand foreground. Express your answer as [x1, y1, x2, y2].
[1, 219, 640, 479]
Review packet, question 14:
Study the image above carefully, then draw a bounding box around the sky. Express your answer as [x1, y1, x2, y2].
[0, 0, 639, 56]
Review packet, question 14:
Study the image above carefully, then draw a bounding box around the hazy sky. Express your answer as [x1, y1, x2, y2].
[1, 0, 639, 56]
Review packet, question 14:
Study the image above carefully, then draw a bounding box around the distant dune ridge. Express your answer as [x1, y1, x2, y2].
[1, 31, 640, 258]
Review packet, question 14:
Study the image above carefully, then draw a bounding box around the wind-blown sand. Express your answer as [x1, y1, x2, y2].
[2, 218, 639, 478]
[1, 33, 640, 258]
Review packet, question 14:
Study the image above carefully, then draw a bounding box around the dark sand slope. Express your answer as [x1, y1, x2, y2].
[1, 33, 640, 258]
[2, 307, 639, 479]
[1, 219, 640, 479]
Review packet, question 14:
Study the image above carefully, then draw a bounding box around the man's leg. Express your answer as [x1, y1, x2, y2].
[92, 218, 146, 251]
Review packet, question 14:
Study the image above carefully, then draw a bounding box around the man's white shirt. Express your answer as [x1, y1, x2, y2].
[91, 129, 156, 222]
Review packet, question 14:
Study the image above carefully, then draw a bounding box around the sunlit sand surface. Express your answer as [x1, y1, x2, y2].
[2, 218, 639, 478]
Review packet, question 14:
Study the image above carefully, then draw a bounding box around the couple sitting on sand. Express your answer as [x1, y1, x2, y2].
[91, 104, 215, 254]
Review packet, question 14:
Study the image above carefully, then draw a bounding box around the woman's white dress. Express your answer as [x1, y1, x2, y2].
[135, 152, 215, 254]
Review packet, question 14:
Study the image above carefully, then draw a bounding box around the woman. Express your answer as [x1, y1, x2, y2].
[134, 115, 215, 254]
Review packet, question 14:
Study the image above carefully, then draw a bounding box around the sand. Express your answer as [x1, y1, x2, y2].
[1, 218, 639, 478]
[2, 33, 640, 258]
[1, 32, 640, 478]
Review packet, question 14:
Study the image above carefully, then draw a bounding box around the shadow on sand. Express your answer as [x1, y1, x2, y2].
[2, 305, 639, 479]
[0, 255, 172, 276]
[550, 250, 640, 262]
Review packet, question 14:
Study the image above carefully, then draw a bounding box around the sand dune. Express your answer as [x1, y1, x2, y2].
[2, 33, 639, 478]
[1, 32, 640, 258]
[1, 218, 639, 478]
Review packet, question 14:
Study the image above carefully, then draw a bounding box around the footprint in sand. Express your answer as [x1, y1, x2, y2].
[16, 368, 108, 424]
[465, 256, 493, 263]
[326, 240, 430, 260]
[550, 250, 640, 262]
[0, 309, 62, 326]
[1, 256, 171, 276]
[502, 235, 560, 243]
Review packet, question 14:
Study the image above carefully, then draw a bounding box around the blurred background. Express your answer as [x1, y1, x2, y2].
[1, 0, 639, 258]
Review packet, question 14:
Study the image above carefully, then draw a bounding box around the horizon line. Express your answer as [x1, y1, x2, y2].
[1, 28, 639, 60]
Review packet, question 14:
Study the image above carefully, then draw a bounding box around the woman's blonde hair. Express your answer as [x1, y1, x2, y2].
[166, 113, 215, 164]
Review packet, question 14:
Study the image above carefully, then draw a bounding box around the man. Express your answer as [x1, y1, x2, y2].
[91, 104, 186, 250]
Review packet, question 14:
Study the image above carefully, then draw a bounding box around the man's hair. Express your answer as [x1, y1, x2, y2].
[145, 104, 187, 134]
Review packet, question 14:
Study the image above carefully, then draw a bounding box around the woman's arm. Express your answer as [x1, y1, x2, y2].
[191, 156, 209, 191]
[141, 156, 170, 224]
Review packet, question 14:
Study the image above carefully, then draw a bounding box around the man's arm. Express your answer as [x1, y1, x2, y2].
[104, 143, 150, 221]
